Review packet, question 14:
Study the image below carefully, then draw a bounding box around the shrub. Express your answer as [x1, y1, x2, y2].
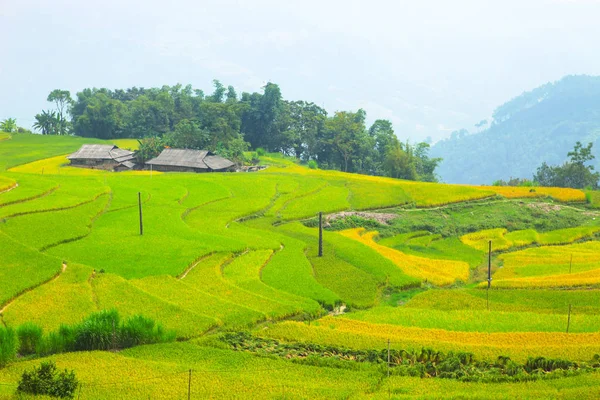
[17, 323, 44, 355]
[256, 147, 266, 157]
[17, 361, 78, 399]
[74, 309, 120, 351]
[38, 325, 76, 355]
[308, 160, 318, 169]
[0, 326, 18, 367]
[119, 315, 175, 348]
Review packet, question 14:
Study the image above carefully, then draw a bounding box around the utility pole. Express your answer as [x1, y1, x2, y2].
[569, 254, 573, 274]
[138, 192, 143, 236]
[387, 339, 391, 378]
[188, 369, 192, 400]
[487, 240, 492, 310]
[318, 212, 323, 257]
[566, 304, 572, 333]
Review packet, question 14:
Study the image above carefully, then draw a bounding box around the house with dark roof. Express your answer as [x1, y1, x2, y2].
[67, 144, 136, 171]
[145, 148, 235, 173]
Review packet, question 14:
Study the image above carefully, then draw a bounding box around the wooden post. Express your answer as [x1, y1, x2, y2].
[566, 304, 572, 333]
[487, 241, 492, 289]
[387, 339, 391, 377]
[569, 254, 573, 274]
[188, 369, 192, 400]
[138, 192, 143, 236]
[487, 241, 492, 310]
[318, 212, 323, 257]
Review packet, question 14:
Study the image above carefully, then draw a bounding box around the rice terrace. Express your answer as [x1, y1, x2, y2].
[0, 131, 600, 399]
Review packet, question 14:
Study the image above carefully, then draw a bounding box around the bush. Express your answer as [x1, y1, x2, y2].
[74, 309, 120, 351]
[38, 325, 76, 355]
[256, 147, 266, 157]
[17, 361, 78, 399]
[0, 326, 18, 367]
[308, 160, 318, 169]
[120, 315, 174, 348]
[17, 323, 43, 355]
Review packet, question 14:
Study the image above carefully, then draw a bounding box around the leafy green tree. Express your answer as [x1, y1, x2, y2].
[534, 142, 599, 189]
[72, 90, 125, 139]
[383, 137, 417, 180]
[33, 111, 58, 135]
[322, 110, 369, 172]
[280, 100, 327, 159]
[164, 119, 210, 150]
[413, 142, 442, 182]
[240, 82, 285, 151]
[47, 89, 73, 134]
[0, 118, 17, 133]
[17, 361, 78, 399]
[136, 137, 164, 164]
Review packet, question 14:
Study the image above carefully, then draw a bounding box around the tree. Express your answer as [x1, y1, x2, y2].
[534, 142, 599, 189]
[280, 100, 327, 159]
[413, 142, 442, 182]
[240, 82, 285, 151]
[164, 119, 210, 150]
[383, 137, 417, 180]
[72, 91, 125, 139]
[136, 137, 164, 164]
[0, 118, 17, 133]
[17, 361, 78, 399]
[323, 110, 368, 172]
[33, 110, 58, 135]
[47, 90, 73, 135]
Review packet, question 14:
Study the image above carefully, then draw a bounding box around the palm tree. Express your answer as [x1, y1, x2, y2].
[33, 110, 57, 135]
[0, 118, 17, 133]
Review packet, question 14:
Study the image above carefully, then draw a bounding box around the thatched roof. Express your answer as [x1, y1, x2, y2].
[146, 149, 235, 171]
[68, 144, 135, 162]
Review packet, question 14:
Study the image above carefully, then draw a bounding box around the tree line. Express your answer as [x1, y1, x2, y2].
[31, 81, 440, 181]
[493, 142, 599, 190]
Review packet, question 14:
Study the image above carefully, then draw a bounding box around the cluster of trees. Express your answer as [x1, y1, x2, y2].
[31, 81, 440, 180]
[33, 90, 72, 135]
[493, 142, 599, 190]
[534, 142, 599, 189]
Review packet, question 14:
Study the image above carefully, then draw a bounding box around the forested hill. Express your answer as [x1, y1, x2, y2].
[430, 75, 600, 184]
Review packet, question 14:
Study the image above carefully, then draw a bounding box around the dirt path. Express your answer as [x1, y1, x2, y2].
[178, 253, 215, 280]
[0, 183, 18, 195]
[0, 262, 67, 315]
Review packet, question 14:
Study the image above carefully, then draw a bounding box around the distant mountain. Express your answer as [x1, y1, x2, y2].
[430, 75, 600, 184]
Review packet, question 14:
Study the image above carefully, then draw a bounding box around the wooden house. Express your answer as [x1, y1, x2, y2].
[145, 149, 235, 173]
[67, 144, 136, 171]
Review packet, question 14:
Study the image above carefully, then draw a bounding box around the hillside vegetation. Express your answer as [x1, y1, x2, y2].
[1, 133, 600, 398]
[431, 75, 600, 184]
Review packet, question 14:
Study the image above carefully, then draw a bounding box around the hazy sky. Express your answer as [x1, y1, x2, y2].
[2, 0, 600, 142]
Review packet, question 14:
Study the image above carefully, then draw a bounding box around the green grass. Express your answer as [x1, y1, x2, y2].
[0, 194, 109, 250]
[281, 222, 420, 289]
[1, 263, 96, 331]
[181, 252, 301, 319]
[4, 134, 600, 397]
[346, 179, 411, 209]
[91, 272, 217, 338]
[222, 250, 321, 315]
[341, 305, 600, 333]
[0, 232, 62, 306]
[279, 182, 350, 220]
[406, 288, 600, 315]
[260, 235, 341, 308]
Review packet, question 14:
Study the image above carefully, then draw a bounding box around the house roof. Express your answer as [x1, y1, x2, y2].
[146, 148, 235, 171]
[68, 144, 135, 162]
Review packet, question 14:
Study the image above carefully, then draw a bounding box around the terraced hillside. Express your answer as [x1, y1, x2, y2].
[1, 133, 600, 399]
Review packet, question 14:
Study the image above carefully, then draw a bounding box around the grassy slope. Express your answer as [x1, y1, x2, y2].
[2, 135, 600, 398]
